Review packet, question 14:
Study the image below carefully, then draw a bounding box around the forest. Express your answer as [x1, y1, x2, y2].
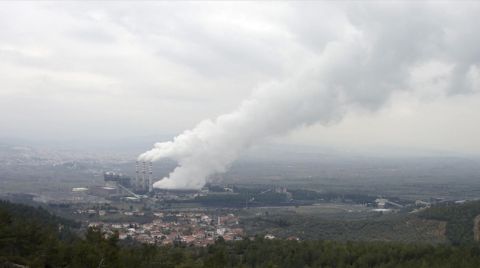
[2, 200, 480, 267]
[419, 200, 480, 244]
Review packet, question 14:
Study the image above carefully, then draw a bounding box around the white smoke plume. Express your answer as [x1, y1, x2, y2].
[139, 3, 480, 189]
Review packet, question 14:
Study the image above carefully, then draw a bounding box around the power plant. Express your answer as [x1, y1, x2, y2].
[96, 161, 155, 200]
[135, 161, 154, 193]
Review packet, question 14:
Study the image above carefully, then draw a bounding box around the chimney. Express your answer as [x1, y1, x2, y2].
[135, 161, 139, 189]
[142, 161, 147, 190]
[149, 162, 153, 192]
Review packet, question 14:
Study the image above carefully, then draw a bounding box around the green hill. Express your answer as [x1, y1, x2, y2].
[2, 200, 480, 267]
[420, 200, 480, 244]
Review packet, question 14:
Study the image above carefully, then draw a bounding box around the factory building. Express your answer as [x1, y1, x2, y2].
[99, 162, 155, 196]
[104, 172, 132, 188]
[102, 172, 134, 196]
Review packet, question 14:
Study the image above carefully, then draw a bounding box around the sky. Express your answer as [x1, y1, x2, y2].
[1, 1, 480, 155]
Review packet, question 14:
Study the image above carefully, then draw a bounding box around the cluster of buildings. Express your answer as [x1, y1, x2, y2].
[88, 211, 244, 246]
[73, 207, 145, 217]
[94, 161, 156, 199]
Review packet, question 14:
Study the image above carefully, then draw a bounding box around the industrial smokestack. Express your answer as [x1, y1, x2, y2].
[149, 162, 153, 192]
[142, 161, 147, 190]
[135, 161, 139, 189]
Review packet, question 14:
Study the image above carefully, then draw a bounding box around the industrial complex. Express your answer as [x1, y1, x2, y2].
[96, 161, 156, 200]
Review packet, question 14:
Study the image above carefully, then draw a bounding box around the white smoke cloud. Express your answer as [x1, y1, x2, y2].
[139, 3, 480, 189]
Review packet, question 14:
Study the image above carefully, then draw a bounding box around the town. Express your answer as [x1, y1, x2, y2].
[88, 211, 244, 246]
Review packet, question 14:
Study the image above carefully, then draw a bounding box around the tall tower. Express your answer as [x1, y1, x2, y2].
[135, 161, 139, 190]
[142, 161, 147, 191]
[149, 162, 153, 192]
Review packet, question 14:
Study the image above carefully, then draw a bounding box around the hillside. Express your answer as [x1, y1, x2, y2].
[2, 200, 480, 267]
[419, 200, 480, 244]
[242, 210, 447, 244]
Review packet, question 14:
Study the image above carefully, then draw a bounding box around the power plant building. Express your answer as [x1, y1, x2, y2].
[104, 172, 132, 188]
[99, 162, 155, 197]
[135, 161, 154, 193]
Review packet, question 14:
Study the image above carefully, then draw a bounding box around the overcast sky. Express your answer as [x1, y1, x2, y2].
[1, 2, 480, 154]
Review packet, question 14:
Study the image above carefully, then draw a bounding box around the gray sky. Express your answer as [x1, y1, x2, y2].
[1, 1, 480, 154]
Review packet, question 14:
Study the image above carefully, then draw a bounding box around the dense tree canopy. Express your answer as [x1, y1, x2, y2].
[420, 201, 480, 244]
[2, 200, 480, 267]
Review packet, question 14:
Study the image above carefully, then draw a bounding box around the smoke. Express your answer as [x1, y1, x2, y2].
[139, 3, 480, 189]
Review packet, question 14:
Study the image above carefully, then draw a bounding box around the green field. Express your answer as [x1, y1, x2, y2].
[240, 204, 447, 244]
